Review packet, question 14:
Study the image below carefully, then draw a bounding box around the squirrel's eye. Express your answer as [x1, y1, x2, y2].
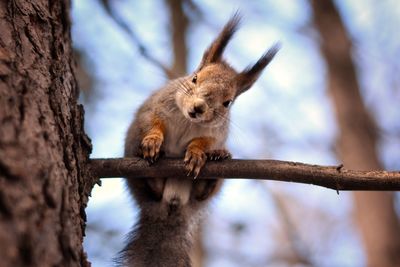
[222, 100, 232, 108]
[192, 74, 197, 84]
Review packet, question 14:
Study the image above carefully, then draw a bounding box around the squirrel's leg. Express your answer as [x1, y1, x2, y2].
[192, 149, 230, 201]
[140, 115, 166, 199]
[192, 178, 223, 201]
[140, 115, 165, 163]
[184, 137, 215, 178]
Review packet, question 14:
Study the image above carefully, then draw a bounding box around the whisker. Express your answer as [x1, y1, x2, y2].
[171, 79, 188, 95]
[174, 79, 192, 96]
[214, 110, 241, 131]
[181, 80, 193, 96]
[214, 110, 248, 148]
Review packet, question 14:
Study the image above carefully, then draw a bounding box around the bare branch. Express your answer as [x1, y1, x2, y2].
[262, 183, 314, 266]
[100, 0, 176, 79]
[90, 157, 400, 191]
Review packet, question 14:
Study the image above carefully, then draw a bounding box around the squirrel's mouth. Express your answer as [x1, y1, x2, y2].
[187, 116, 209, 124]
[186, 115, 218, 126]
[184, 112, 212, 124]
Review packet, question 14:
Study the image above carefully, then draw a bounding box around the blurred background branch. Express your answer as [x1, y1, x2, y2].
[261, 182, 314, 266]
[100, 0, 177, 79]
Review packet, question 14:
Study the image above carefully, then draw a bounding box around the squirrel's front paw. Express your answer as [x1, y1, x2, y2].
[184, 147, 207, 178]
[141, 135, 163, 163]
[206, 149, 232, 161]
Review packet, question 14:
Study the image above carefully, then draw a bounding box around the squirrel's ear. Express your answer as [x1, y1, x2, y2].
[235, 44, 280, 96]
[197, 13, 241, 71]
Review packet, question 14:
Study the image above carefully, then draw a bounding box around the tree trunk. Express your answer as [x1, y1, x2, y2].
[0, 1, 94, 266]
[166, 0, 188, 77]
[311, 1, 400, 266]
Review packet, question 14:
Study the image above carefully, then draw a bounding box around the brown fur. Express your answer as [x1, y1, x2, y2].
[120, 14, 279, 267]
[140, 115, 165, 162]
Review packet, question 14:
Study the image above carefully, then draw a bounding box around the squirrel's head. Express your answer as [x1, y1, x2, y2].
[175, 13, 279, 126]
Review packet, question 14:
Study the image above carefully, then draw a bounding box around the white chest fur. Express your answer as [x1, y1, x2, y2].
[163, 119, 221, 157]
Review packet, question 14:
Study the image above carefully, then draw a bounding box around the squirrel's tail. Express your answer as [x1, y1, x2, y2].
[118, 178, 198, 267]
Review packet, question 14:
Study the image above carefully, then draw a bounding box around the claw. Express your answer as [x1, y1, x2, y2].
[193, 166, 201, 179]
[184, 148, 206, 178]
[141, 135, 163, 163]
[207, 149, 231, 161]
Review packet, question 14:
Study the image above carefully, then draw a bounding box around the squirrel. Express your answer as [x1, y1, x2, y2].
[119, 13, 279, 267]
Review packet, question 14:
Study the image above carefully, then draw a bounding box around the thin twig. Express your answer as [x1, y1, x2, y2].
[262, 183, 314, 266]
[90, 157, 400, 191]
[100, 0, 176, 79]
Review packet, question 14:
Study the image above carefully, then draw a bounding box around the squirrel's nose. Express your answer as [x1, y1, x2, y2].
[189, 100, 206, 118]
[188, 111, 197, 118]
[194, 104, 205, 114]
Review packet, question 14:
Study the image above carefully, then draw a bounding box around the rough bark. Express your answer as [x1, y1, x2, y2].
[311, 1, 400, 266]
[0, 1, 94, 267]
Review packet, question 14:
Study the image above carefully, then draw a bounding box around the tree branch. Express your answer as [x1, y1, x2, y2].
[100, 0, 177, 79]
[90, 157, 400, 191]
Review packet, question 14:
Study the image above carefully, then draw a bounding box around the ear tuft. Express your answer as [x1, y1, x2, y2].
[197, 12, 241, 70]
[236, 43, 280, 96]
